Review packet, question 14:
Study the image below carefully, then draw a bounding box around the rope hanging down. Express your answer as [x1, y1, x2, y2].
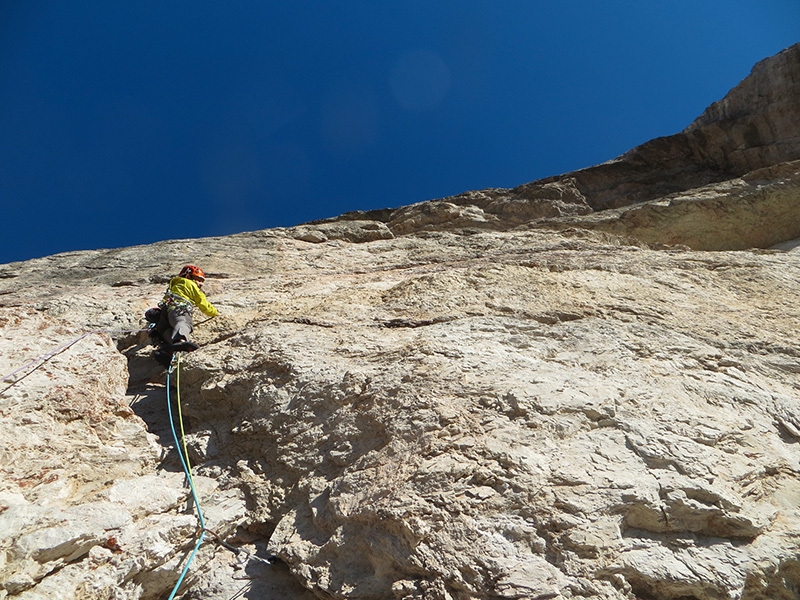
[166, 353, 207, 600]
[164, 354, 275, 599]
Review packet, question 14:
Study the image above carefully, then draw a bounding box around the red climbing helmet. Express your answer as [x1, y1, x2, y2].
[178, 265, 206, 281]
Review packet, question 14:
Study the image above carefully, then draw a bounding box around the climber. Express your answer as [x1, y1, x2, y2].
[152, 265, 218, 366]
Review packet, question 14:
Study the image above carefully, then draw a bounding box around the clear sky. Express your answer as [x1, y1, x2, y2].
[1, 2, 798, 263]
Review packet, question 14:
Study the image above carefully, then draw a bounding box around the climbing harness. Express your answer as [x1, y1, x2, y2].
[161, 291, 192, 308]
[160, 290, 193, 313]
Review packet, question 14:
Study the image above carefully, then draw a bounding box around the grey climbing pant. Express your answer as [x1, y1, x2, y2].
[163, 306, 194, 345]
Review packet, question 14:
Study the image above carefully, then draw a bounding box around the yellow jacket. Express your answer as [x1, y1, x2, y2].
[166, 277, 218, 317]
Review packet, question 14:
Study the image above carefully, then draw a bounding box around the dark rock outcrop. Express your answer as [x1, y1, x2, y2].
[545, 42, 800, 211]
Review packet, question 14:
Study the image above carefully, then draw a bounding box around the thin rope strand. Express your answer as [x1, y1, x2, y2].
[166, 355, 207, 600]
[176, 353, 199, 495]
[1, 328, 146, 385]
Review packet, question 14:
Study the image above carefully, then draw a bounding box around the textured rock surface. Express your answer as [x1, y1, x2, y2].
[3, 227, 800, 600]
[2, 44, 800, 600]
[549, 159, 800, 251]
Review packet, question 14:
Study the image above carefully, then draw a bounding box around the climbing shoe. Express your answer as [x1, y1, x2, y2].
[153, 349, 173, 368]
[170, 340, 200, 353]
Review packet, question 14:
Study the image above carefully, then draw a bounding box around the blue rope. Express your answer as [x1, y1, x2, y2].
[166, 354, 206, 600]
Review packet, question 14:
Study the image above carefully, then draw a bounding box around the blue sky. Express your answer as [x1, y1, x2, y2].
[1, 2, 798, 263]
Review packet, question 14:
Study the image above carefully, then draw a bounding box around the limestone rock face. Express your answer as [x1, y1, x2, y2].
[550, 159, 800, 250]
[3, 227, 800, 600]
[684, 43, 800, 173]
[385, 178, 592, 235]
[2, 44, 800, 600]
